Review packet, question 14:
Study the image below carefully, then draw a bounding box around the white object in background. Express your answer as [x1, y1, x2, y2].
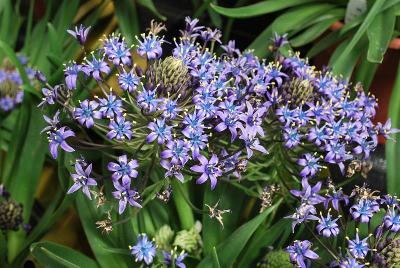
[345, 0, 367, 24]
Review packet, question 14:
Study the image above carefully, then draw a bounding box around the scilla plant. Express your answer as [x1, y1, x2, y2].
[33, 17, 396, 267]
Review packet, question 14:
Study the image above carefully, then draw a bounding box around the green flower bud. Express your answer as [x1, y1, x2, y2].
[282, 77, 315, 106]
[173, 221, 202, 255]
[146, 56, 191, 95]
[257, 250, 292, 268]
[154, 225, 175, 250]
[0, 79, 20, 98]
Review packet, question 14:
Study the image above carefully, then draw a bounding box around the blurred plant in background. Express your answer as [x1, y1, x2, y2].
[0, 0, 114, 266]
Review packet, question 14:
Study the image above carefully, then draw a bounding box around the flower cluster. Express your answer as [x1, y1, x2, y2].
[38, 19, 395, 222]
[286, 181, 400, 267]
[0, 56, 34, 112]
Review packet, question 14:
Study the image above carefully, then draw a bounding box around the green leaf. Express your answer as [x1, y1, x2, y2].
[114, 0, 140, 45]
[332, 0, 385, 72]
[76, 193, 131, 268]
[0, 232, 6, 267]
[366, 7, 396, 63]
[11, 194, 74, 267]
[353, 51, 378, 89]
[211, 247, 221, 268]
[291, 18, 338, 47]
[238, 219, 291, 268]
[210, 0, 316, 18]
[31, 242, 99, 268]
[330, 36, 367, 78]
[197, 199, 282, 268]
[386, 62, 400, 194]
[248, 4, 335, 57]
[172, 180, 195, 230]
[202, 182, 244, 256]
[137, 0, 166, 20]
[7, 98, 47, 262]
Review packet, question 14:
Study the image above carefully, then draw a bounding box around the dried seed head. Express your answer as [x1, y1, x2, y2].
[205, 201, 231, 228]
[95, 212, 113, 234]
[352, 183, 380, 201]
[156, 185, 172, 202]
[0, 199, 23, 232]
[259, 184, 280, 213]
[147, 20, 166, 36]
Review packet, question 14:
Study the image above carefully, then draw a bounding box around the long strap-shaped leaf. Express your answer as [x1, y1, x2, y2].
[30, 242, 99, 268]
[210, 0, 316, 18]
[386, 62, 400, 194]
[331, 0, 385, 75]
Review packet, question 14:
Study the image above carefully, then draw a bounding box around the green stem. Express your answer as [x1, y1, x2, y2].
[172, 180, 196, 229]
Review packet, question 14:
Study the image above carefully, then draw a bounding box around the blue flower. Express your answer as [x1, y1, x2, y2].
[316, 212, 340, 237]
[163, 250, 188, 268]
[324, 188, 349, 211]
[98, 93, 123, 118]
[41, 110, 60, 133]
[350, 199, 379, 223]
[67, 24, 91, 45]
[104, 38, 131, 65]
[297, 153, 321, 178]
[107, 155, 139, 185]
[130, 234, 156, 265]
[290, 178, 325, 205]
[74, 99, 102, 128]
[38, 87, 56, 107]
[82, 55, 110, 81]
[160, 160, 184, 182]
[64, 62, 81, 89]
[161, 139, 190, 165]
[339, 257, 364, 268]
[286, 240, 319, 268]
[283, 127, 302, 148]
[286, 203, 319, 232]
[112, 181, 141, 214]
[107, 116, 132, 140]
[182, 128, 208, 159]
[118, 69, 140, 92]
[190, 154, 222, 190]
[384, 207, 400, 232]
[147, 119, 173, 144]
[239, 127, 268, 158]
[67, 161, 97, 199]
[48, 127, 75, 159]
[137, 34, 163, 60]
[137, 88, 161, 113]
[347, 232, 369, 259]
[161, 99, 182, 119]
[183, 110, 206, 132]
[215, 110, 239, 142]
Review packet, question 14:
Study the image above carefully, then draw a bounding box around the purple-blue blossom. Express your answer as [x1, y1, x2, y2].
[130, 234, 156, 265]
[190, 154, 222, 190]
[67, 161, 97, 199]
